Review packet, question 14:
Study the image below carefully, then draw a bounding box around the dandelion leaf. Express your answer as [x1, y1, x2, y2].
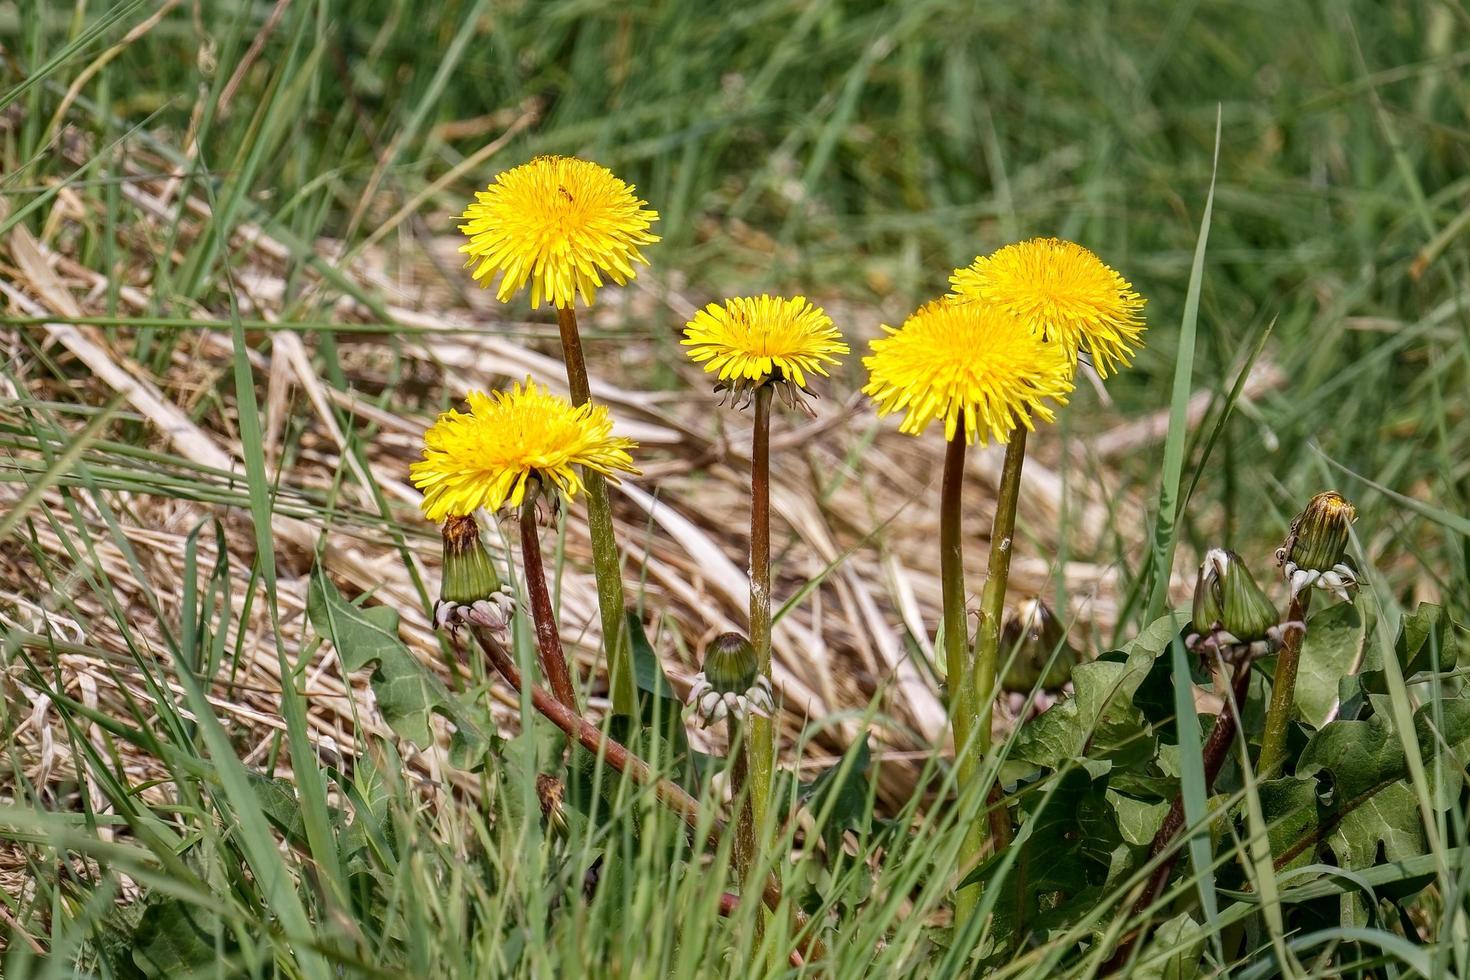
[307, 567, 494, 769]
[1010, 654, 1155, 774]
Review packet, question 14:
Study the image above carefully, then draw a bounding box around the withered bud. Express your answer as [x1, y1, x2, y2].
[1000, 598, 1078, 692]
[1279, 491, 1356, 575]
[435, 514, 514, 633]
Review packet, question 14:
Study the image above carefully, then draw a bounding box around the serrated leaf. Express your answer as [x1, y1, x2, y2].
[1269, 698, 1470, 906]
[1348, 603, 1468, 709]
[1106, 789, 1168, 847]
[307, 567, 493, 769]
[1010, 655, 1155, 772]
[968, 769, 1123, 945]
[802, 737, 873, 853]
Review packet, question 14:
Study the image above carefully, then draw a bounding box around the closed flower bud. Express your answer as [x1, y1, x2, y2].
[435, 515, 515, 633]
[1192, 548, 1278, 645]
[1001, 598, 1078, 692]
[687, 632, 773, 727]
[1280, 491, 1355, 574]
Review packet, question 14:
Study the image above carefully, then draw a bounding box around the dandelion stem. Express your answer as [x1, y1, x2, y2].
[728, 717, 760, 901]
[955, 429, 1025, 927]
[519, 485, 579, 712]
[976, 429, 1025, 762]
[469, 624, 824, 962]
[939, 429, 984, 925]
[747, 385, 776, 911]
[555, 306, 637, 717]
[1259, 592, 1310, 775]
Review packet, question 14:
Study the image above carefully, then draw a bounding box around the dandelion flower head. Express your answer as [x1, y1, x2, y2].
[950, 237, 1145, 377]
[459, 156, 659, 309]
[682, 295, 847, 402]
[412, 378, 638, 521]
[862, 297, 1074, 445]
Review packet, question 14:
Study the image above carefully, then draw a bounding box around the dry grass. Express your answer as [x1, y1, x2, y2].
[0, 124, 1246, 848]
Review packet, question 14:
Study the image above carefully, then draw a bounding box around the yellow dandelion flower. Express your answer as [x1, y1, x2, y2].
[681, 295, 848, 402]
[459, 156, 660, 310]
[862, 297, 1074, 445]
[949, 237, 1146, 377]
[411, 378, 639, 522]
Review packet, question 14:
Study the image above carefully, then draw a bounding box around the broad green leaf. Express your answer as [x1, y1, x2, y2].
[307, 567, 492, 768]
[1105, 789, 1168, 847]
[1273, 698, 1470, 919]
[967, 769, 1123, 946]
[131, 898, 233, 978]
[1347, 602, 1469, 711]
[1010, 655, 1155, 774]
[1134, 912, 1205, 980]
[1257, 777, 1319, 873]
[801, 737, 873, 853]
[1293, 603, 1368, 729]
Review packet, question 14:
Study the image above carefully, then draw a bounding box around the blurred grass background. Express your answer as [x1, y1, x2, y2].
[7, 0, 1467, 604]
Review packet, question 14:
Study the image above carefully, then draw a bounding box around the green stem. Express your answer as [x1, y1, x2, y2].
[1259, 591, 1310, 775]
[519, 486, 579, 712]
[941, 430, 983, 925]
[747, 386, 775, 892]
[729, 716, 759, 900]
[976, 430, 1026, 754]
[556, 306, 637, 717]
[955, 431, 1026, 928]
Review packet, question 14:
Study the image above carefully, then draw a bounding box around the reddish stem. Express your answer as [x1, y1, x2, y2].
[519, 488, 579, 711]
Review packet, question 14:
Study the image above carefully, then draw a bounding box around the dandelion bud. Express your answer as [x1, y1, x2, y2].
[536, 773, 569, 840]
[1000, 598, 1078, 692]
[1192, 548, 1278, 645]
[1277, 491, 1358, 602]
[434, 515, 515, 634]
[441, 515, 501, 603]
[687, 632, 774, 728]
[702, 632, 759, 694]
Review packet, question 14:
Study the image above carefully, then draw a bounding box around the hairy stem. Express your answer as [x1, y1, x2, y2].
[557, 306, 637, 717]
[469, 625, 823, 961]
[1258, 592, 1310, 775]
[519, 487, 579, 711]
[746, 385, 776, 916]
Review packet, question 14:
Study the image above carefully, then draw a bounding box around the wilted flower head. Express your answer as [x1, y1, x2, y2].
[1000, 597, 1078, 692]
[862, 297, 1074, 445]
[434, 514, 515, 635]
[459, 156, 659, 309]
[681, 295, 847, 409]
[950, 237, 1146, 377]
[686, 632, 774, 727]
[1277, 491, 1358, 602]
[411, 378, 638, 521]
[1190, 548, 1282, 657]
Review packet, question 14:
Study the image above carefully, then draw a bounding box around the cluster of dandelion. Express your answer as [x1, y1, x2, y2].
[409, 153, 1158, 956]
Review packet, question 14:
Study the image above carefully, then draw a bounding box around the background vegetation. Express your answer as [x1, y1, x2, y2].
[2, 0, 1467, 976]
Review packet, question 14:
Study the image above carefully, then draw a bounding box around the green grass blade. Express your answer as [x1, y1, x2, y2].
[1145, 107, 1220, 620]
